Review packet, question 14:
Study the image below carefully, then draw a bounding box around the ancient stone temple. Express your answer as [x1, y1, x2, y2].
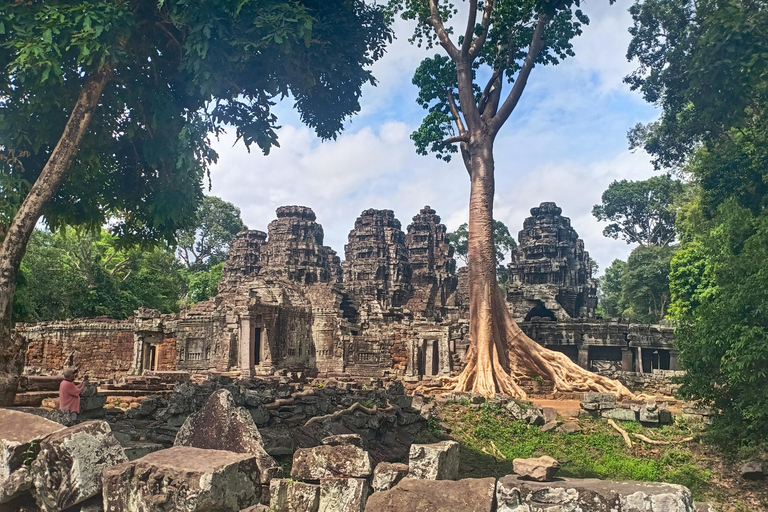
[507, 202, 597, 322]
[19, 203, 678, 384]
[404, 206, 458, 319]
[342, 209, 413, 311]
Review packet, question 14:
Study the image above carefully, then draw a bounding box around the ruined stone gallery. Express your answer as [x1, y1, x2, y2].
[18, 203, 675, 382]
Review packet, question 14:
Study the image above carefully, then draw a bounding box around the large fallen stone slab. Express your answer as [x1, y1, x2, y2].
[103, 446, 261, 512]
[319, 478, 369, 512]
[408, 441, 459, 480]
[0, 409, 64, 483]
[496, 475, 695, 512]
[31, 420, 127, 512]
[291, 445, 373, 480]
[364, 477, 497, 512]
[512, 456, 560, 482]
[175, 388, 280, 484]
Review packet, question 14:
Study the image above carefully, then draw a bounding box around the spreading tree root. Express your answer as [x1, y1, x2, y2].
[304, 402, 399, 427]
[417, 283, 634, 401]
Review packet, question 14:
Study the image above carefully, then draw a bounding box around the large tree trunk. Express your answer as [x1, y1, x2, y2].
[436, 138, 632, 399]
[0, 68, 112, 406]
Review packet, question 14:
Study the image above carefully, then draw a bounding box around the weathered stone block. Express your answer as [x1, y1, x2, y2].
[269, 478, 291, 511]
[174, 389, 280, 484]
[364, 477, 496, 512]
[512, 456, 560, 482]
[408, 441, 459, 480]
[292, 482, 320, 512]
[496, 475, 694, 512]
[319, 478, 368, 512]
[0, 409, 64, 483]
[583, 393, 616, 407]
[291, 445, 373, 480]
[602, 408, 637, 422]
[0, 466, 33, 504]
[371, 462, 409, 492]
[322, 434, 364, 448]
[557, 422, 582, 434]
[32, 420, 127, 512]
[102, 447, 261, 512]
[639, 408, 660, 424]
[740, 461, 764, 480]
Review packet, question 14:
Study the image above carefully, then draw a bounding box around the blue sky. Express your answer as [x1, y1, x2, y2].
[209, 1, 660, 275]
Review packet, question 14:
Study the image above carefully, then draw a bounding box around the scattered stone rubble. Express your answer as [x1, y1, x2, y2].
[2, 379, 722, 512]
[581, 392, 673, 426]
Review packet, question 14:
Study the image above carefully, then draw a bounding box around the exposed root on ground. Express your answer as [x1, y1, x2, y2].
[304, 401, 398, 427]
[417, 284, 634, 401]
[608, 419, 633, 448]
[632, 433, 694, 445]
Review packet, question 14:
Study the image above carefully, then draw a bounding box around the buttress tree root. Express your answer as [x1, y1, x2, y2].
[420, 282, 634, 400]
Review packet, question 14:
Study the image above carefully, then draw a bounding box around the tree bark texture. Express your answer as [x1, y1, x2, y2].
[427, 139, 632, 399]
[0, 68, 113, 406]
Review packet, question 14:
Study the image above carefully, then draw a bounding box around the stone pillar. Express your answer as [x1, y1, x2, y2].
[406, 340, 417, 377]
[635, 346, 644, 373]
[669, 350, 680, 371]
[129, 334, 144, 376]
[621, 347, 633, 372]
[439, 338, 451, 375]
[577, 346, 589, 370]
[424, 340, 435, 376]
[240, 314, 254, 378]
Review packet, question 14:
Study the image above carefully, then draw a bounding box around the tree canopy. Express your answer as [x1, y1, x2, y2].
[448, 220, 516, 266]
[0, 0, 392, 244]
[628, 0, 768, 448]
[177, 196, 246, 270]
[592, 175, 684, 246]
[14, 228, 185, 321]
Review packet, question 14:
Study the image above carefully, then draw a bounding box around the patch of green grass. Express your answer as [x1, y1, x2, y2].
[443, 404, 711, 501]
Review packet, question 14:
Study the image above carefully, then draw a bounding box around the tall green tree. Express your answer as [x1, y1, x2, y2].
[14, 228, 186, 321]
[627, 0, 768, 446]
[0, 0, 392, 403]
[388, 0, 630, 398]
[448, 220, 516, 266]
[592, 175, 684, 246]
[597, 259, 626, 318]
[622, 245, 675, 323]
[177, 196, 246, 270]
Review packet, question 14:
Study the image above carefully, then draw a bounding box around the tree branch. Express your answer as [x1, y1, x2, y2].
[461, 0, 479, 55]
[468, 0, 495, 60]
[447, 89, 467, 134]
[428, 0, 460, 60]
[478, 69, 502, 115]
[442, 135, 470, 145]
[490, 14, 548, 133]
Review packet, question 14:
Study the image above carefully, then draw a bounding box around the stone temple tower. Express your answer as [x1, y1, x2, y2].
[506, 202, 597, 321]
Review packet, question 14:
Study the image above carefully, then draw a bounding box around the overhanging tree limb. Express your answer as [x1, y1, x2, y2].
[491, 14, 547, 133]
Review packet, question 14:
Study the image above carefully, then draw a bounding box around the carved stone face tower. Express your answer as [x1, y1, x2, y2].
[343, 209, 413, 309]
[220, 229, 267, 291]
[507, 202, 597, 321]
[262, 205, 342, 284]
[405, 206, 458, 316]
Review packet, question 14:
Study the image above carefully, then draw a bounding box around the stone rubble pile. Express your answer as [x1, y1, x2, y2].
[580, 392, 673, 426]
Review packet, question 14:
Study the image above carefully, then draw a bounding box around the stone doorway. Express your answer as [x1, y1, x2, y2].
[254, 327, 262, 365]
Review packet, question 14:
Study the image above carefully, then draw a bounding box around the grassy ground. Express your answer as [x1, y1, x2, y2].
[429, 402, 768, 511]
